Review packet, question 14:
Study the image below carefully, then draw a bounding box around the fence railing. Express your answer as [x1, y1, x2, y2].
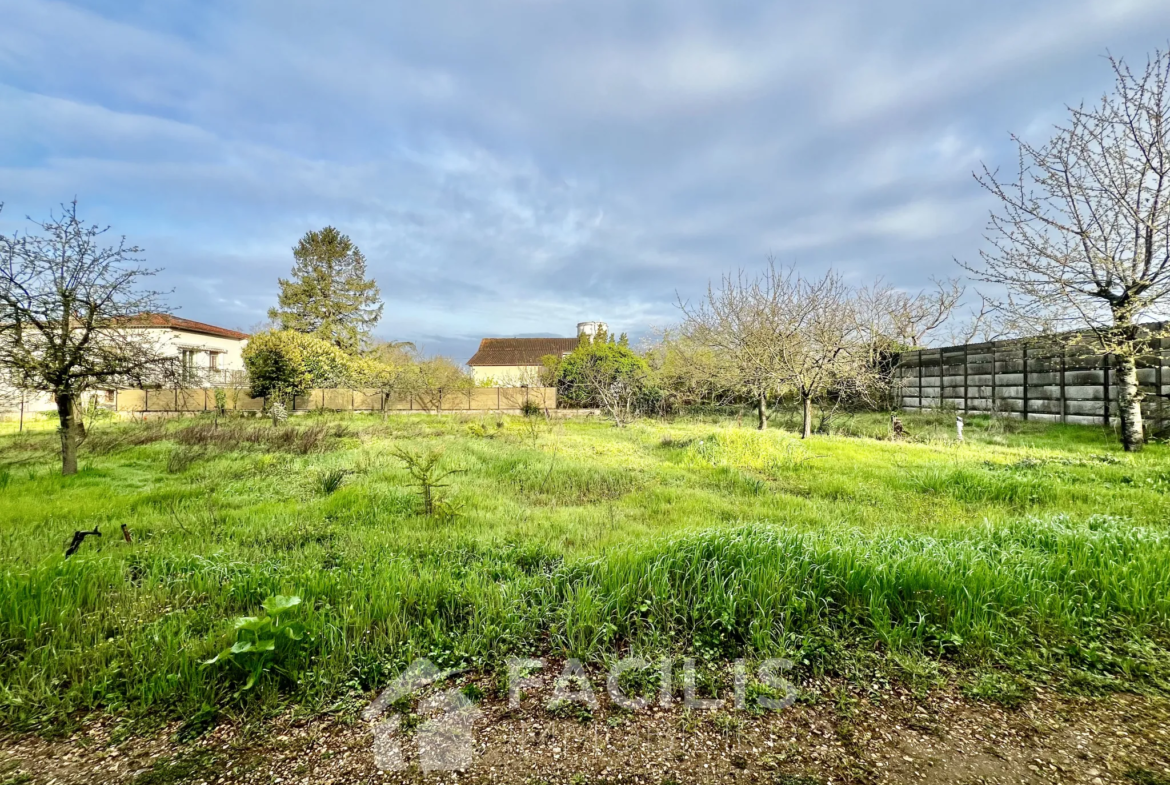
[114, 386, 556, 415]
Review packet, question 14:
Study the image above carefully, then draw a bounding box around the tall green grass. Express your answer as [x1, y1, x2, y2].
[1, 411, 1168, 731]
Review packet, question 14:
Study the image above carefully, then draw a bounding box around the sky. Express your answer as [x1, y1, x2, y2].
[3, 1, 1170, 362]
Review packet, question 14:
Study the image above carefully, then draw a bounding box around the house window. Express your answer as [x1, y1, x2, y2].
[181, 349, 198, 378]
[208, 352, 219, 371]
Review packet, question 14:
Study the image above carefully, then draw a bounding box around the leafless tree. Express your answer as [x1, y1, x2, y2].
[678, 262, 793, 429]
[860, 277, 966, 348]
[964, 50, 1170, 451]
[772, 268, 879, 438]
[681, 262, 881, 437]
[0, 202, 173, 474]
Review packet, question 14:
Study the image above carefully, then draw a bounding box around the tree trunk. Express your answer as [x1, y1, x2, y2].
[56, 392, 80, 476]
[756, 391, 767, 430]
[801, 394, 813, 439]
[1117, 354, 1144, 452]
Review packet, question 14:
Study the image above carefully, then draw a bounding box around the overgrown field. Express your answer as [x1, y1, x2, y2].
[1, 409, 1169, 732]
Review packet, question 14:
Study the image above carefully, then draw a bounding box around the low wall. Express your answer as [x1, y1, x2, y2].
[114, 387, 557, 416]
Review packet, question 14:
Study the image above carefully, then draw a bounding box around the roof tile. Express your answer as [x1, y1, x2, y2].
[467, 337, 579, 366]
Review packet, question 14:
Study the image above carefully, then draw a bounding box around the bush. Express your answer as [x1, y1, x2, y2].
[242, 330, 371, 402]
[555, 331, 650, 411]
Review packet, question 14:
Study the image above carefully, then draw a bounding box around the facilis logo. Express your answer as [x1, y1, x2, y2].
[364, 656, 796, 772]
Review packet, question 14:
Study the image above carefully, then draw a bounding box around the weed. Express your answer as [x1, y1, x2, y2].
[772, 777, 824, 785]
[203, 595, 306, 692]
[0, 763, 31, 785]
[962, 671, 1032, 709]
[1126, 768, 1170, 785]
[166, 446, 208, 474]
[316, 468, 349, 495]
[545, 698, 593, 722]
[129, 752, 217, 785]
[174, 702, 218, 741]
[710, 711, 744, 738]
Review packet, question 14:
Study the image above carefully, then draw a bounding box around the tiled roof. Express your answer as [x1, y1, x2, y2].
[467, 337, 579, 366]
[126, 314, 250, 341]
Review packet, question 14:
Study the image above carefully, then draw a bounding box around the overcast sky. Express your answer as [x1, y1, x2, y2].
[3, 1, 1170, 361]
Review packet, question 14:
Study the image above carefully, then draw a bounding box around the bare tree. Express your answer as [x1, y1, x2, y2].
[678, 263, 792, 430]
[861, 277, 966, 348]
[772, 268, 878, 439]
[680, 263, 880, 437]
[0, 202, 172, 474]
[571, 353, 647, 427]
[965, 51, 1170, 451]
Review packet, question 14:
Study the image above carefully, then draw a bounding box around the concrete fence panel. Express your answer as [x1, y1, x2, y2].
[116, 389, 146, 412]
[441, 390, 472, 411]
[895, 333, 1168, 427]
[114, 387, 560, 416]
[471, 388, 501, 410]
[353, 390, 383, 411]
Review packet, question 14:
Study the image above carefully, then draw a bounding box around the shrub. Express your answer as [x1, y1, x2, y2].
[242, 330, 370, 402]
[555, 332, 650, 409]
[166, 446, 208, 474]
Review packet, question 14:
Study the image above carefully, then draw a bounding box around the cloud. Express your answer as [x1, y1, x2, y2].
[3, 0, 1170, 357]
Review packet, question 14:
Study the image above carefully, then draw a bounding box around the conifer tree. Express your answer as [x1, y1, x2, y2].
[268, 227, 383, 352]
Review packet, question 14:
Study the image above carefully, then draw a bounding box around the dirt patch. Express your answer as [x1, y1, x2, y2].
[2, 687, 1167, 784]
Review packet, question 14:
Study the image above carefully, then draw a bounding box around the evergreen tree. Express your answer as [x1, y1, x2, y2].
[268, 227, 383, 352]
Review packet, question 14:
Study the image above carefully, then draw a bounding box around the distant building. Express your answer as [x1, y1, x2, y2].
[125, 314, 250, 385]
[0, 314, 249, 418]
[466, 321, 607, 387]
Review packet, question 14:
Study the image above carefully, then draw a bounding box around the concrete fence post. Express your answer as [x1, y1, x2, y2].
[1103, 353, 1111, 427]
[1022, 343, 1029, 421]
[1059, 349, 1067, 424]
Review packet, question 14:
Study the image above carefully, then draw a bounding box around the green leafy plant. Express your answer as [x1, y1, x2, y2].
[243, 329, 367, 401]
[520, 399, 543, 417]
[202, 595, 305, 691]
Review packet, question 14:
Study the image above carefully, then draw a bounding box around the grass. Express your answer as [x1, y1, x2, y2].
[1, 408, 1168, 733]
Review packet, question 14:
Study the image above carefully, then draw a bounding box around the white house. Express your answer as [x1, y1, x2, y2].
[130, 314, 250, 384]
[0, 314, 250, 419]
